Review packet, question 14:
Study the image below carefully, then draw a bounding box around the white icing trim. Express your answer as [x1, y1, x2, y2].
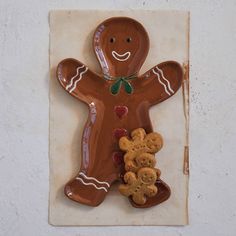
[112, 51, 131, 61]
[68, 67, 88, 93]
[79, 172, 110, 187]
[95, 47, 109, 74]
[66, 65, 85, 90]
[76, 177, 108, 192]
[156, 66, 174, 93]
[152, 68, 171, 96]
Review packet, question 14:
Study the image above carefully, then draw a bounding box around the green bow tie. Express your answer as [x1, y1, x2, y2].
[106, 74, 136, 95]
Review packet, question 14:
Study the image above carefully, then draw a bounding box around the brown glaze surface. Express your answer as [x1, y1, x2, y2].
[56, 17, 183, 207]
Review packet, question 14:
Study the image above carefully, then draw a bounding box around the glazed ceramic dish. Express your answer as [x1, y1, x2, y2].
[56, 17, 183, 208]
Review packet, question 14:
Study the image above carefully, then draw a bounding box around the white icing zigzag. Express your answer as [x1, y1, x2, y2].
[156, 66, 174, 93]
[152, 66, 174, 96]
[75, 172, 110, 192]
[66, 65, 85, 90]
[79, 172, 110, 187]
[76, 177, 108, 192]
[66, 65, 88, 93]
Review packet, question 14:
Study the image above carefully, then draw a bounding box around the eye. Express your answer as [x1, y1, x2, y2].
[126, 37, 132, 43]
[110, 37, 115, 43]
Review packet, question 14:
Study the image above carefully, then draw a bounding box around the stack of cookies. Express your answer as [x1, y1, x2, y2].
[118, 128, 163, 205]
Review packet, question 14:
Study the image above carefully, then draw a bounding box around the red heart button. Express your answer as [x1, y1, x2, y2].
[114, 106, 128, 119]
[113, 128, 128, 140]
[112, 151, 124, 166]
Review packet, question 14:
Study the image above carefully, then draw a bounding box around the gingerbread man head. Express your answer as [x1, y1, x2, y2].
[93, 17, 149, 78]
[138, 167, 157, 185]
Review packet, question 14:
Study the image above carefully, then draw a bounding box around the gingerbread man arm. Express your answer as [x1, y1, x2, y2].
[135, 61, 183, 105]
[124, 172, 137, 184]
[56, 58, 105, 102]
[131, 128, 146, 141]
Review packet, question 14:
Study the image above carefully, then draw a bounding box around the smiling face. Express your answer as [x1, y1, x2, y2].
[138, 168, 157, 185]
[93, 17, 149, 78]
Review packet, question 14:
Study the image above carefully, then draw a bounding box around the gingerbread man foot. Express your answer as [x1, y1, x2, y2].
[64, 172, 110, 206]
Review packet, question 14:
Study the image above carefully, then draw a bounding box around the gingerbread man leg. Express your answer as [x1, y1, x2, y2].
[64, 110, 125, 206]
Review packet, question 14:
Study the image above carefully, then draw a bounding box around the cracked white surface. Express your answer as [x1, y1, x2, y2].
[1, 0, 236, 235]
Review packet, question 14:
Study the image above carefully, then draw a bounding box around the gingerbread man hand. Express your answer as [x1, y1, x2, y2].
[134, 61, 183, 106]
[119, 128, 163, 171]
[119, 167, 158, 205]
[57, 58, 107, 103]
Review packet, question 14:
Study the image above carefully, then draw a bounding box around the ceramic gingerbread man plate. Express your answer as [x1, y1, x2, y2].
[56, 17, 183, 208]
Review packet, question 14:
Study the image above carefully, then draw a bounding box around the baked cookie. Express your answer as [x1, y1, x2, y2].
[119, 167, 158, 205]
[119, 128, 163, 171]
[125, 152, 156, 172]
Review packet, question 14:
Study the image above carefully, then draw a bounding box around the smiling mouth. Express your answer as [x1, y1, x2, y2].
[112, 51, 131, 62]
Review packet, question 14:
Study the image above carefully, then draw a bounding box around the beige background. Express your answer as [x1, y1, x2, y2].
[49, 10, 189, 226]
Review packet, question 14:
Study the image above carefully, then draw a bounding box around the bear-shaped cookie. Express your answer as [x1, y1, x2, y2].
[119, 167, 158, 205]
[119, 128, 163, 171]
